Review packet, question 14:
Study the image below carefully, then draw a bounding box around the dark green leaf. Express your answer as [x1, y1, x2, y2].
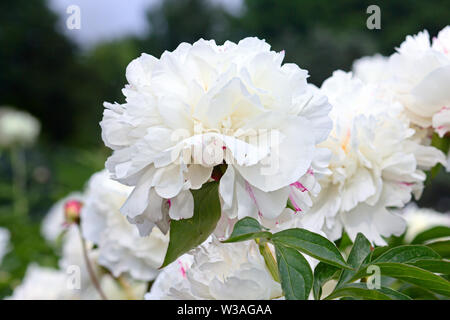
[411, 226, 450, 245]
[313, 262, 340, 300]
[373, 245, 441, 264]
[222, 217, 271, 243]
[272, 228, 350, 270]
[336, 232, 352, 251]
[408, 259, 450, 274]
[336, 233, 372, 288]
[369, 246, 390, 261]
[275, 243, 313, 300]
[325, 283, 411, 300]
[161, 182, 221, 267]
[427, 240, 450, 258]
[398, 284, 439, 300]
[371, 262, 450, 297]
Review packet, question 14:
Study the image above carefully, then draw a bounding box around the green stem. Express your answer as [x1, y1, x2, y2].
[257, 240, 280, 283]
[77, 226, 108, 300]
[10, 147, 28, 217]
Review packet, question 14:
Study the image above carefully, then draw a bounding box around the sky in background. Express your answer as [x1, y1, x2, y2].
[48, 0, 243, 49]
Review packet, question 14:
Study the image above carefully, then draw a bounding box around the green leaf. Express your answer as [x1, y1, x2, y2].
[411, 226, 450, 245]
[398, 284, 439, 300]
[325, 283, 411, 300]
[272, 228, 350, 270]
[372, 245, 441, 263]
[349, 246, 443, 283]
[275, 243, 313, 300]
[222, 217, 271, 243]
[313, 262, 340, 300]
[161, 182, 221, 267]
[336, 233, 372, 288]
[427, 240, 450, 258]
[336, 232, 353, 251]
[371, 262, 450, 297]
[408, 259, 450, 274]
[369, 246, 390, 261]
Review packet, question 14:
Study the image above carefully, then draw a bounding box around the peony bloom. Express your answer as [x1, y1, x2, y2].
[386, 28, 450, 135]
[146, 237, 282, 300]
[300, 71, 443, 245]
[7, 264, 82, 300]
[352, 54, 389, 84]
[7, 262, 146, 300]
[0, 107, 40, 148]
[399, 203, 450, 243]
[40, 212, 147, 300]
[0, 227, 10, 265]
[80, 170, 169, 281]
[41, 170, 170, 283]
[101, 37, 332, 234]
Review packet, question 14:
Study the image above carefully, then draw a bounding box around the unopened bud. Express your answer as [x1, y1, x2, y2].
[64, 200, 83, 225]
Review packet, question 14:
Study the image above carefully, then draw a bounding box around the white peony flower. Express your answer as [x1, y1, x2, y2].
[352, 54, 389, 84]
[386, 28, 450, 135]
[7, 264, 82, 300]
[0, 227, 10, 265]
[100, 37, 332, 234]
[432, 107, 450, 138]
[0, 107, 40, 148]
[7, 262, 146, 300]
[146, 238, 282, 300]
[80, 170, 169, 281]
[58, 226, 98, 290]
[432, 26, 450, 55]
[144, 253, 194, 300]
[301, 71, 440, 245]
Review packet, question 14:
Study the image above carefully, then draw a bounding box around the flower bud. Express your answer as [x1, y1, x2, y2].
[64, 200, 83, 225]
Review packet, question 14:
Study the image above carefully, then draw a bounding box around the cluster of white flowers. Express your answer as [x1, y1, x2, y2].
[10, 170, 166, 299]
[10, 29, 450, 300]
[0, 107, 40, 148]
[353, 28, 450, 171]
[297, 71, 444, 245]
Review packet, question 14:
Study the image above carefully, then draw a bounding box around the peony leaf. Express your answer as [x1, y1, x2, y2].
[408, 259, 450, 274]
[372, 245, 441, 264]
[312, 262, 340, 300]
[371, 263, 450, 297]
[161, 181, 221, 268]
[411, 226, 450, 245]
[325, 283, 411, 300]
[275, 243, 313, 300]
[336, 233, 372, 288]
[426, 240, 450, 258]
[349, 245, 442, 281]
[223, 217, 272, 243]
[272, 228, 351, 269]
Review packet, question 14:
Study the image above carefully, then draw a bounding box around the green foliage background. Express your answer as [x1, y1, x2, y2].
[0, 0, 449, 299]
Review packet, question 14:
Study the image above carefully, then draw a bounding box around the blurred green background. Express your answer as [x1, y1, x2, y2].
[0, 0, 449, 298]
